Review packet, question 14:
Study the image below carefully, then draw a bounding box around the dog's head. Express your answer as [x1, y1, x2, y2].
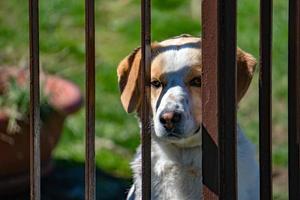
[117, 35, 256, 146]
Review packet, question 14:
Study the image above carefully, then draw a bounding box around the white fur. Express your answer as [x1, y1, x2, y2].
[127, 126, 259, 200]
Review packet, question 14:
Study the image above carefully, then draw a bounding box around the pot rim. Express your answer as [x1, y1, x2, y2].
[0, 68, 83, 123]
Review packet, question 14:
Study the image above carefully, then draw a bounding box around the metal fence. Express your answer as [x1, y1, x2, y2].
[27, 0, 300, 200]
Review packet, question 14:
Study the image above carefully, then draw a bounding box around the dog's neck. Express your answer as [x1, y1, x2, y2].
[151, 135, 202, 172]
[131, 121, 203, 200]
[149, 135, 203, 200]
[136, 119, 203, 167]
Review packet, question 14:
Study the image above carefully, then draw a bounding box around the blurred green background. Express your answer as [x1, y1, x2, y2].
[0, 0, 288, 199]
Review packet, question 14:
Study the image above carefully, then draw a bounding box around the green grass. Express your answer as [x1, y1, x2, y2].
[0, 0, 289, 198]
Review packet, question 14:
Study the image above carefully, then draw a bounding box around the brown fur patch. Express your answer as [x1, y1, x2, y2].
[185, 65, 202, 82]
[236, 48, 257, 102]
[117, 48, 142, 113]
[189, 87, 202, 124]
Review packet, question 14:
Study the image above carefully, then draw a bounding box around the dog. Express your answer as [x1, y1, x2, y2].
[117, 35, 259, 200]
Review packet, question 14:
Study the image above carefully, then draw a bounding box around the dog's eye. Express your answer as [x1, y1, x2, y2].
[190, 77, 201, 87]
[151, 80, 162, 88]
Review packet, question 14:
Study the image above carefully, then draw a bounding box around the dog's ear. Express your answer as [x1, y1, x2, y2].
[236, 48, 257, 102]
[117, 47, 142, 113]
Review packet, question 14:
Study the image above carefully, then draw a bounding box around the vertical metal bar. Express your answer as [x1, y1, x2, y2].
[259, 0, 273, 199]
[202, 0, 237, 199]
[218, 0, 238, 199]
[141, 0, 151, 199]
[29, 0, 41, 199]
[288, 0, 300, 199]
[202, 0, 219, 199]
[85, 0, 96, 199]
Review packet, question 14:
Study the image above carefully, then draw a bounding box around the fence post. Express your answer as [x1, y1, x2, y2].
[141, 0, 151, 199]
[29, 0, 41, 199]
[85, 0, 96, 199]
[202, 0, 238, 199]
[288, 0, 300, 199]
[259, 0, 273, 199]
[202, 0, 219, 198]
[217, 1, 238, 199]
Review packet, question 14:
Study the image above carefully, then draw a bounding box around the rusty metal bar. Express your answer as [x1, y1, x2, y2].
[259, 0, 273, 199]
[141, 0, 151, 199]
[29, 0, 41, 199]
[202, 0, 237, 199]
[288, 0, 300, 199]
[85, 0, 96, 199]
[218, 0, 238, 199]
[202, 0, 219, 199]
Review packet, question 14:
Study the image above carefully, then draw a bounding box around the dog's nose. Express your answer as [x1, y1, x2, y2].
[159, 111, 182, 130]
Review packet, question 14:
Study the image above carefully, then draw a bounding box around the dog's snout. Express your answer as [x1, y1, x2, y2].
[159, 111, 182, 130]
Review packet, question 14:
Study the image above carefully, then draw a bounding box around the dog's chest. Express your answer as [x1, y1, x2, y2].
[150, 146, 203, 200]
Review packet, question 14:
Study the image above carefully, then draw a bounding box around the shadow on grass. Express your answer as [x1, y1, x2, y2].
[1, 159, 131, 200]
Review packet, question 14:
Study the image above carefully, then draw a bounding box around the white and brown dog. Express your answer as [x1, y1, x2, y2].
[117, 35, 259, 200]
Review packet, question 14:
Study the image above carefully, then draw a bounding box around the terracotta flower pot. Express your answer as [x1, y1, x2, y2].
[0, 67, 82, 194]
